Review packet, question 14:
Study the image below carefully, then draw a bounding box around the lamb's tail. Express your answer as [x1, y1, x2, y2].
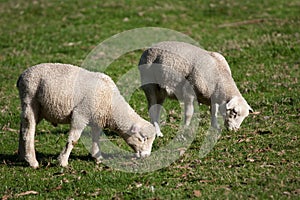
[138, 48, 157, 66]
[16, 74, 23, 88]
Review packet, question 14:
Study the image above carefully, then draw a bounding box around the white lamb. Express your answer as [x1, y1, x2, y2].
[138, 41, 253, 137]
[17, 63, 156, 168]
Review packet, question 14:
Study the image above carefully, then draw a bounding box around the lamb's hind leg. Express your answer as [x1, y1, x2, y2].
[18, 101, 39, 168]
[143, 84, 165, 137]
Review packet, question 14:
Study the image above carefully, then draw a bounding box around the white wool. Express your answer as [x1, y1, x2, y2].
[17, 63, 156, 168]
[138, 41, 252, 136]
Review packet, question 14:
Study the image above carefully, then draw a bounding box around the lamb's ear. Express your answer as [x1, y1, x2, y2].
[128, 124, 141, 135]
[249, 106, 254, 113]
[226, 96, 239, 110]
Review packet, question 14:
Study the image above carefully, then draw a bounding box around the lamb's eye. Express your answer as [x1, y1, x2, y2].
[139, 137, 147, 143]
[231, 109, 238, 118]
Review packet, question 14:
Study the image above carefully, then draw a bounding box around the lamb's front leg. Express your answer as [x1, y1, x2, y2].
[58, 127, 83, 167]
[91, 126, 102, 164]
[184, 95, 194, 126]
[210, 103, 220, 130]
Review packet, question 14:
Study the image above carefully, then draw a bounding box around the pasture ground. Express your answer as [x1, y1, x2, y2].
[0, 0, 299, 199]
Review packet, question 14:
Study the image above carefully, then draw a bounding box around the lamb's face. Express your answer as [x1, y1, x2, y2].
[125, 123, 156, 158]
[224, 97, 253, 131]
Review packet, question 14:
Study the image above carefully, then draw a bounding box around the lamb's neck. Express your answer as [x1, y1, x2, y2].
[214, 76, 242, 103]
[111, 95, 140, 134]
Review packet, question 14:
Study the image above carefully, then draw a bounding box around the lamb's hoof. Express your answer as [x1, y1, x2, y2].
[29, 161, 39, 169]
[154, 122, 163, 137]
[59, 161, 68, 168]
[58, 156, 68, 167]
[95, 160, 102, 165]
[94, 155, 103, 165]
[156, 131, 163, 137]
[24, 157, 39, 169]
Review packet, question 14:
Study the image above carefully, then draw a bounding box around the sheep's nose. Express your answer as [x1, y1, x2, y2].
[227, 126, 237, 132]
[138, 151, 151, 158]
[230, 126, 239, 132]
[226, 126, 232, 131]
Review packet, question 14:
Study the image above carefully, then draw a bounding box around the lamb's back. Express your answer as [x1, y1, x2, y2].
[142, 41, 219, 78]
[18, 63, 114, 124]
[139, 42, 223, 99]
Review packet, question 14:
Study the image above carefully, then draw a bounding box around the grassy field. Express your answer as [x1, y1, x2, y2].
[0, 0, 299, 199]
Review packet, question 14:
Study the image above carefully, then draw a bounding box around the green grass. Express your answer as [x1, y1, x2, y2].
[1, 0, 299, 199]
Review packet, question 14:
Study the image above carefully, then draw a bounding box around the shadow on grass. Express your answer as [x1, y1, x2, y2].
[0, 153, 25, 167]
[0, 150, 148, 170]
[0, 152, 95, 168]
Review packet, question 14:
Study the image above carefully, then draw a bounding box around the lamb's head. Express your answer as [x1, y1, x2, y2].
[224, 96, 253, 131]
[125, 123, 156, 158]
